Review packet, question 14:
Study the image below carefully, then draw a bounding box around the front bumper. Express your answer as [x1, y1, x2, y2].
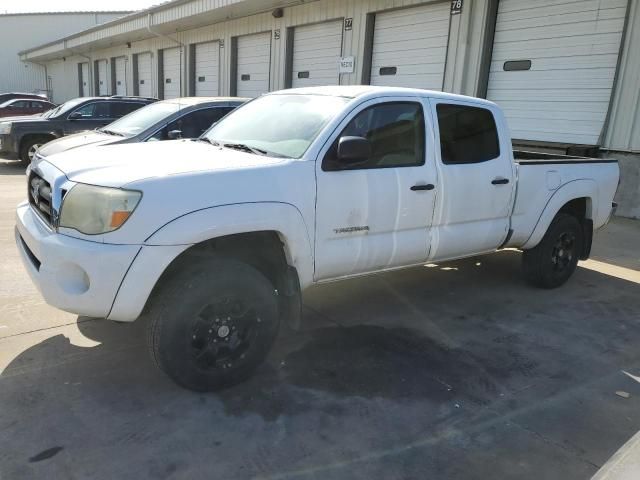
[15, 201, 189, 321]
[15, 201, 140, 319]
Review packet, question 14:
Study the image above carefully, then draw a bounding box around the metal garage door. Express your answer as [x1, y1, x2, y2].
[487, 0, 627, 145]
[115, 57, 127, 96]
[292, 20, 343, 88]
[236, 32, 271, 97]
[97, 60, 108, 95]
[163, 47, 181, 99]
[137, 52, 152, 97]
[81, 63, 89, 96]
[370, 3, 450, 90]
[195, 41, 219, 96]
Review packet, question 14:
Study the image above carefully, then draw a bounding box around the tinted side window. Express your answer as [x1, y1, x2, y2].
[436, 104, 500, 165]
[170, 107, 234, 138]
[323, 102, 425, 171]
[111, 102, 143, 118]
[12, 101, 30, 108]
[72, 102, 110, 119]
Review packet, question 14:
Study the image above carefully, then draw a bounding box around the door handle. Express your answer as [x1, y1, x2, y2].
[491, 178, 510, 185]
[411, 184, 435, 191]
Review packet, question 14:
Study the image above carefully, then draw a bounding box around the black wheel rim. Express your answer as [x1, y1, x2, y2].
[551, 232, 576, 273]
[189, 297, 261, 371]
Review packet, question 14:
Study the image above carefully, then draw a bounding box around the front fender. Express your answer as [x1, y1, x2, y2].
[145, 202, 315, 289]
[521, 179, 596, 250]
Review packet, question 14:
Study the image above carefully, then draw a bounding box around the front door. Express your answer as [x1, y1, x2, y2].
[429, 100, 515, 260]
[314, 98, 437, 281]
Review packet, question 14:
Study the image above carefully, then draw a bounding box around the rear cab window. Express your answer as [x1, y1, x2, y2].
[436, 103, 500, 164]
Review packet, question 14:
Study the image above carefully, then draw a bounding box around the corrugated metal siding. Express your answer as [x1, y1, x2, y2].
[604, 0, 640, 152]
[0, 13, 125, 95]
[487, 0, 627, 145]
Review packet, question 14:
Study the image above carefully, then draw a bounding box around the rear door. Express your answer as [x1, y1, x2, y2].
[314, 97, 437, 280]
[429, 100, 515, 260]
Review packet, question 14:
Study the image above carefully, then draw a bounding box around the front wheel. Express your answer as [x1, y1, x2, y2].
[522, 213, 584, 289]
[19, 137, 48, 164]
[147, 256, 280, 391]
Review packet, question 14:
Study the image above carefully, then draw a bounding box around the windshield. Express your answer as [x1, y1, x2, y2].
[102, 101, 182, 136]
[0, 100, 15, 108]
[42, 98, 87, 119]
[203, 94, 349, 158]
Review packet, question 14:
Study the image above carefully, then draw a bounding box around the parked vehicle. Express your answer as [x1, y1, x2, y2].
[0, 98, 55, 118]
[0, 95, 156, 163]
[15, 86, 619, 392]
[37, 97, 247, 157]
[0, 92, 48, 104]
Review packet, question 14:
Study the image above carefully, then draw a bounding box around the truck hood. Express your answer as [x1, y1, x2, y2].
[38, 131, 117, 156]
[43, 139, 287, 187]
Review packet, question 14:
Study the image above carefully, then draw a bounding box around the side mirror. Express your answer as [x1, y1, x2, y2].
[68, 112, 83, 120]
[337, 136, 371, 165]
[168, 129, 182, 140]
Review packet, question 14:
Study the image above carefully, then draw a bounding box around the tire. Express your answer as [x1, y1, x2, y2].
[19, 136, 49, 164]
[147, 256, 280, 392]
[522, 213, 584, 289]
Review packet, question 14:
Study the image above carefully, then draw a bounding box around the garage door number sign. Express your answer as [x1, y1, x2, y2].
[451, 0, 463, 15]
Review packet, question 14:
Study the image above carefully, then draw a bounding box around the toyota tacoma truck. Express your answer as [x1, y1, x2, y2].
[15, 86, 619, 392]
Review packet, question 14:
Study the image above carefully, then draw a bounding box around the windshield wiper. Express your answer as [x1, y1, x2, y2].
[100, 128, 126, 136]
[222, 142, 269, 156]
[196, 137, 221, 146]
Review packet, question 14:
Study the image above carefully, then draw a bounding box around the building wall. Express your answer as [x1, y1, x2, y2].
[39, 0, 494, 103]
[604, 0, 640, 153]
[0, 12, 128, 98]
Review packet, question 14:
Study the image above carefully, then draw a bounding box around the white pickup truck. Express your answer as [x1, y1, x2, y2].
[16, 86, 619, 391]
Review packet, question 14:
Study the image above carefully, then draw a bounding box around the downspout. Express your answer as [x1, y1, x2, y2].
[146, 12, 187, 97]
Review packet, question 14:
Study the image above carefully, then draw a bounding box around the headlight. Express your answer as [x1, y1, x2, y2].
[59, 184, 142, 235]
[0, 122, 11, 135]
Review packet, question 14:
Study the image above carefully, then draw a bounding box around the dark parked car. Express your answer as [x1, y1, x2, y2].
[38, 97, 248, 158]
[0, 98, 55, 118]
[0, 95, 156, 163]
[0, 92, 48, 104]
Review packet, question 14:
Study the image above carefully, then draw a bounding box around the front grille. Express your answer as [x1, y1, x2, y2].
[28, 172, 53, 227]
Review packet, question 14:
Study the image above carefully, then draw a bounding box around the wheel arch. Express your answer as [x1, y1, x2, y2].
[522, 179, 597, 252]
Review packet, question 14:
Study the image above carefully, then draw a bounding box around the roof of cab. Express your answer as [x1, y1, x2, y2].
[160, 96, 250, 106]
[269, 85, 497, 108]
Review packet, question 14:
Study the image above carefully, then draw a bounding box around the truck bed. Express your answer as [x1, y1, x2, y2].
[514, 150, 617, 165]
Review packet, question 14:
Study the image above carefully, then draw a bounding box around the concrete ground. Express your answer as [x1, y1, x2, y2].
[1, 158, 640, 480]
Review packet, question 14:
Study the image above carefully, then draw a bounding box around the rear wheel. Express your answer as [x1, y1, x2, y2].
[522, 213, 583, 289]
[147, 257, 280, 391]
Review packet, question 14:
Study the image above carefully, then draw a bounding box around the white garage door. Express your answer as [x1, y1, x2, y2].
[487, 0, 627, 145]
[163, 47, 181, 99]
[97, 60, 108, 96]
[292, 20, 343, 88]
[137, 52, 153, 97]
[81, 63, 89, 96]
[115, 57, 127, 96]
[236, 32, 271, 97]
[195, 41, 220, 96]
[370, 3, 450, 90]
